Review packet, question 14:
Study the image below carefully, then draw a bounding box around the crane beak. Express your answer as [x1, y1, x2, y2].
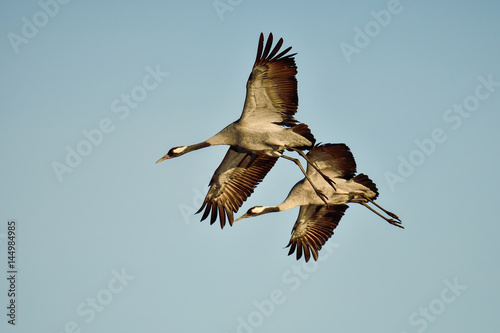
[156, 155, 170, 163]
[234, 214, 250, 222]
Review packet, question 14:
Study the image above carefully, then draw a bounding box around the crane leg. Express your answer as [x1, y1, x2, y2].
[360, 202, 404, 229]
[364, 197, 401, 221]
[280, 154, 329, 206]
[288, 147, 336, 190]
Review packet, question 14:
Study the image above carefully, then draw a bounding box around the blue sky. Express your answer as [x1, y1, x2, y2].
[1, 1, 500, 332]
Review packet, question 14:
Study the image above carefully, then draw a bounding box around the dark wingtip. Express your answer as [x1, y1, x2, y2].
[218, 205, 226, 229]
[210, 204, 217, 225]
[275, 47, 293, 60]
[199, 201, 211, 222]
[228, 211, 234, 227]
[256, 33, 265, 63]
[261, 33, 274, 60]
[195, 201, 205, 215]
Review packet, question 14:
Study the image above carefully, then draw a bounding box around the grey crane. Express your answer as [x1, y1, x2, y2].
[235, 143, 403, 262]
[157, 33, 335, 227]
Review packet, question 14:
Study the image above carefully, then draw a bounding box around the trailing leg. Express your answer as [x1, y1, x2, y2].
[280, 154, 329, 206]
[289, 147, 336, 190]
[360, 202, 404, 229]
[365, 197, 401, 222]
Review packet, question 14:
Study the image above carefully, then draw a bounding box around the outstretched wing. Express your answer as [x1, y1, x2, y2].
[239, 33, 299, 127]
[286, 204, 349, 262]
[197, 146, 278, 229]
[306, 144, 357, 180]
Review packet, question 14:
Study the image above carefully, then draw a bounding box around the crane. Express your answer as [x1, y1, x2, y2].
[235, 143, 403, 262]
[157, 33, 335, 227]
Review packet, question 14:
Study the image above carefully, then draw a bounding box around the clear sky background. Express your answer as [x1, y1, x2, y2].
[1, 1, 499, 332]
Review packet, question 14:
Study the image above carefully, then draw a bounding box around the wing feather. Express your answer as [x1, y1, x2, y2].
[306, 144, 357, 180]
[268, 37, 283, 59]
[197, 146, 278, 228]
[286, 204, 349, 262]
[261, 33, 274, 60]
[239, 33, 299, 127]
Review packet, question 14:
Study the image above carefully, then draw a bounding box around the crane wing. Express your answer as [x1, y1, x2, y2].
[238, 33, 299, 127]
[306, 144, 357, 180]
[197, 146, 278, 229]
[286, 204, 349, 262]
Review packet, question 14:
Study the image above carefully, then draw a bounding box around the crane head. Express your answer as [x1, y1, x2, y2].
[235, 206, 267, 222]
[156, 146, 187, 163]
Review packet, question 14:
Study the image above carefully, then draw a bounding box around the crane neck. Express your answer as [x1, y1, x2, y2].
[184, 141, 211, 154]
[261, 206, 281, 214]
[257, 203, 293, 216]
[186, 141, 210, 151]
[206, 124, 237, 146]
[277, 198, 300, 212]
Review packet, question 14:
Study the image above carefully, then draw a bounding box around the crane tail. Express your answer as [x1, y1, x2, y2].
[352, 173, 379, 199]
[291, 123, 316, 148]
